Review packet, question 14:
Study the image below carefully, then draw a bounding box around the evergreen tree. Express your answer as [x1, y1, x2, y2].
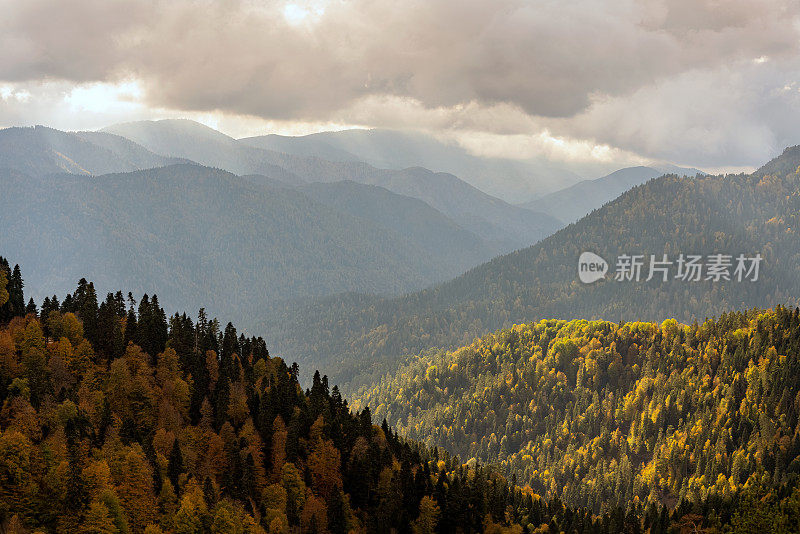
[0, 258, 24, 322]
[167, 441, 185, 492]
[9, 264, 24, 318]
[25, 298, 37, 317]
[0, 261, 8, 311]
[74, 278, 99, 345]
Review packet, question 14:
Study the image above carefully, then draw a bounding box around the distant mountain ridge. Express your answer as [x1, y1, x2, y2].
[103, 119, 561, 250]
[103, 120, 306, 185]
[0, 121, 573, 333]
[295, 180, 503, 261]
[0, 125, 183, 176]
[241, 128, 585, 202]
[521, 165, 702, 224]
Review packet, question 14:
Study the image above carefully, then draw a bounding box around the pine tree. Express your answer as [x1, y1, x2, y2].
[25, 298, 37, 317]
[9, 265, 24, 318]
[0, 259, 23, 322]
[96, 293, 125, 361]
[65, 420, 88, 514]
[124, 294, 138, 348]
[74, 279, 99, 346]
[327, 489, 348, 534]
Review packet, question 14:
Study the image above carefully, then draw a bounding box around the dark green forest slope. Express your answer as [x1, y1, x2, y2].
[266, 147, 800, 391]
[520, 167, 665, 225]
[296, 181, 504, 261]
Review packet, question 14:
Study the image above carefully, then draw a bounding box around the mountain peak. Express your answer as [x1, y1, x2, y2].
[102, 118, 235, 143]
[0, 125, 177, 176]
[754, 145, 800, 177]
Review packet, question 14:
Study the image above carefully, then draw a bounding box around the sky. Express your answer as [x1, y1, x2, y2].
[2, 0, 800, 175]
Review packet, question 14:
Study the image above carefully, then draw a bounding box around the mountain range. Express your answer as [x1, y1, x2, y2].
[240, 128, 584, 202]
[0, 125, 183, 176]
[0, 122, 573, 320]
[103, 120, 562, 249]
[0, 163, 511, 326]
[261, 146, 800, 392]
[0, 119, 728, 391]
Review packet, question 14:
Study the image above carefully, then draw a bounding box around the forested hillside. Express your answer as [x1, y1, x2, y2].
[265, 147, 800, 391]
[520, 167, 665, 225]
[295, 181, 503, 261]
[351, 167, 560, 248]
[520, 165, 702, 225]
[358, 307, 800, 517]
[0, 164, 506, 326]
[7, 260, 786, 533]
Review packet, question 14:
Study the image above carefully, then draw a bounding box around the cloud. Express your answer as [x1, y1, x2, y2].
[1, 0, 800, 167]
[555, 59, 800, 168]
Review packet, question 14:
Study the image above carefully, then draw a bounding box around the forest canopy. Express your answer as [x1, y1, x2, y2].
[2, 258, 800, 532]
[358, 307, 800, 518]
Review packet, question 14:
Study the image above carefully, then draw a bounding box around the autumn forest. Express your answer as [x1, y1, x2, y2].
[2, 242, 800, 534]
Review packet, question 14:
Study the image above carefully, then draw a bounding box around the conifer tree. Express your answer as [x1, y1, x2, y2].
[25, 298, 36, 317]
[168, 441, 185, 492]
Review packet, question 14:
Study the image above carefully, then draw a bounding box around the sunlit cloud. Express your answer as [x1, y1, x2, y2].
[0, 86, 31, 103]
[1, 0, 799, 170]
[283, 2, 326, 26]
[65, 80, 144, 113]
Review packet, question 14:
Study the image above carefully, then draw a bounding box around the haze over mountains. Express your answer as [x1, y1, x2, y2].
[263, 147, 800, 392]
[103, 120, 562, 249]
[0, 120, 571, 325]
[294, 181, 501, 260]
[521, 164, 703, 224]
[0, 125, 184, 176]
[0, 118, 723, 390]
[1, 161, 517, 325]
[240, 128, 584, 202]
